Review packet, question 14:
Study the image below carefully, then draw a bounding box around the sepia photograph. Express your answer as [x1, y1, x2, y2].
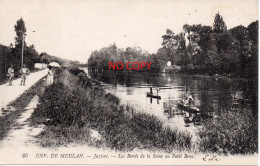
[0, 0, 258, 165]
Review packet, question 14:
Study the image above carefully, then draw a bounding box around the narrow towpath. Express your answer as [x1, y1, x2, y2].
[0, 96, 44, 149]
[0, 69, 47, 113]
[0, 69, 256, 165]
[0, 75, 256, 165]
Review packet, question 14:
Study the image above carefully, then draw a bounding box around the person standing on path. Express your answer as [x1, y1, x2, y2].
[19, 64, 30, 86]
[46, 66, 54, 86]
[7, 65, 14, 85]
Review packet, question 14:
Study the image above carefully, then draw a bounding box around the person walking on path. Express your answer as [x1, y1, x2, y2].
[7, 65, 14, 85]
[46, 66, 54, 86]
[19, 65, 30, 86]
[0, 69, 47, 111]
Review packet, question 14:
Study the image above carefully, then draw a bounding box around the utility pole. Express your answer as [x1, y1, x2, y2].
[21, 33, 25, 69]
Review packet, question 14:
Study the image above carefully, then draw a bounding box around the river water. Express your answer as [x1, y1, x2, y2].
[87, 69, 257, 137]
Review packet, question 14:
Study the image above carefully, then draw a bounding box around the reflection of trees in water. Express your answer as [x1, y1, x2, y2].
[90, 70, 256, 121]
[216, 79, 233, 112]
[163, 101, 202, 127]
[241, 80, 257, 117]
[198, 78, 233, 111]
[90, 70, 171, 87]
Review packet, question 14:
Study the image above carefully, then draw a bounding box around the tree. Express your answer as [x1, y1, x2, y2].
[162, 29, 177, 51]
[215, 32, 233, 53]
[14, 18, 27, 48]
[40, 52, 52, 64]
[248, 21, 258, 45]
[197, 26, 213, 51]
[213, 12, 227, 33]
[25, 45, 39, 63]
[230, 25, 248, 42]
[229, 25, 250, 61]
[13, 18, 27, 69]
[183, 24, 201, 57]
[247, 21, 258, 79]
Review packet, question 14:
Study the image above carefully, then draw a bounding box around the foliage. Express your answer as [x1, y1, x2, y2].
[248, 21, 258, 44]
[68, 67, 85, 75]
[198, 109, 258, 154]
[1, 18, 80, 81]
[88, 44, 151, 71]
[87, 13, 257, 79]
[39, 52, 81, 66]
[0, 18, 40, 78]
[213, 12, 227, 33]
[31, 68, 192, 151]
[160, 14, 257, 78]
[14, 18, 27, 48]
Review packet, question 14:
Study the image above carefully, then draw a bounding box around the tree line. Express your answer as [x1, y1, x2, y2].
[1, 18, 80, 78]
[88, 13, 258, 79]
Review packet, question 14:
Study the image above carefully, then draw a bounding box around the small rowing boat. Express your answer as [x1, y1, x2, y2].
[146, 87, 161, 99]
[146, 92, 161, 99]
[177, 101, 200, 113]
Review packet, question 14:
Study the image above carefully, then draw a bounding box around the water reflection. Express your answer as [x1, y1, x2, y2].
[88, 70, 257, 136]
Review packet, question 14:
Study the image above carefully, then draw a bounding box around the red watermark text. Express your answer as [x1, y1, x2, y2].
[109, 62, 152, 70]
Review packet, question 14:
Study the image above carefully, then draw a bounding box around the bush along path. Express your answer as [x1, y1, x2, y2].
[29, 68, 258, 155]
[30, 68, 192, 152]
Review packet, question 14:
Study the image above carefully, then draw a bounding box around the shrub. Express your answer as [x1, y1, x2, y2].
[104, 93, 120, 105]
[32, 68, 192, 152]
[198, 109, 258, 154]
[78, 73, 92, 88]
[68, 67, 84, 76]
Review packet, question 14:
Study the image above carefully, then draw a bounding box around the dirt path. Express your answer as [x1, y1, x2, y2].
[0, 69, 47, 114]
[0, 91, 256, 165]
[0, 70, 256, 165]
[0, 96, 44, 149]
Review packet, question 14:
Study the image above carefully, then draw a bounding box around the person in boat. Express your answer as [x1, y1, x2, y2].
[156, 88, 160, 96]
[150, 87, 153, 94]
[188, 94, 194, 106]
[182, 94, 189, 105]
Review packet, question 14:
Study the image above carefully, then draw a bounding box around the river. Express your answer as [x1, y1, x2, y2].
[86, 69, 257, 138]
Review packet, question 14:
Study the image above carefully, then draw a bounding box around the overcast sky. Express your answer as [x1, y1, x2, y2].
[0, 0, 258, 63]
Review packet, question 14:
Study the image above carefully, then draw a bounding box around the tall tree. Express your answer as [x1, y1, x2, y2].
[162, 29, 177, 51]
[247, 21, 258, 79]
[213, 12, 227, 33]
[248, 21, 258, 45]
[14, 18, 27, 68]
[14, 18, 27, 48]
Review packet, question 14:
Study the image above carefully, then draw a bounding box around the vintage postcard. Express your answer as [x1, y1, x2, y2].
[0, 0, 258, 165]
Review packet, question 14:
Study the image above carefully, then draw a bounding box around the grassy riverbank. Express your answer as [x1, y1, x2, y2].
[27, 67, 257, 154]
[30, 68, 192, 152]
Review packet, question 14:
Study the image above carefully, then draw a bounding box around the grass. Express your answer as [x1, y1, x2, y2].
[30, 68, 192, 152]
[197, 109, 258, 154]
[0, 76, 46, 140]
[2, 66, 255, 155]
[29, 67, 257, 154]
[36, 124, 91, 147]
